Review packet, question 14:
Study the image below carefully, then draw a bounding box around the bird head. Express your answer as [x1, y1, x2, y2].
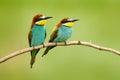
[32, 14, 52, 26]
[59, 18, 79, 28]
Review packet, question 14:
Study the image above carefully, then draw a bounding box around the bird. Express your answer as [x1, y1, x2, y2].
[42, 18, 79, 57]
[28, 14, 52, 68]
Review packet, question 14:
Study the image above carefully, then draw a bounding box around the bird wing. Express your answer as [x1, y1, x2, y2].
[49, 26, 59, 42]
[28, 30, 31, 47]
[45, 30, 47, 40]
[42, 21, 63, 57]
[42, 26, 58, 57]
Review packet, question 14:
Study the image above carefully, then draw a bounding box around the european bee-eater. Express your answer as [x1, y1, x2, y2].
[42, 18, 79, 57]
[28, 14, 52, 68]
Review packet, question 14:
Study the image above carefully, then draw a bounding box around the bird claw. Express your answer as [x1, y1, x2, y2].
[64, 41, 67, 45]
[42, 43, 45, 48]
[78, 41, 81, 44]
[55, 42, 58, 46]
[32, 46, 35, 50]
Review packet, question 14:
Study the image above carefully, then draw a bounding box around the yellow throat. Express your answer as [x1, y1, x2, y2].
[63, 22, 74, 27]
[35, 20, 47, 25]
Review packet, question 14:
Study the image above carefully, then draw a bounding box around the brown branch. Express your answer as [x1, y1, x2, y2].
[0, 41, 120, 63]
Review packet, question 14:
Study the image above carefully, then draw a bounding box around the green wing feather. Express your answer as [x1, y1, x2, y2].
[28, 30, 39, 68]
[28, 30, 31, 47]
[42, 19, 64, 57]
[30, 49, 40, 68]
[42, 27, 58, 57]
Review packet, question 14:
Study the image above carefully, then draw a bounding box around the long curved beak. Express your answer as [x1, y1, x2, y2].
[72, 19, 79, 22]
[45, 16, 53, 19]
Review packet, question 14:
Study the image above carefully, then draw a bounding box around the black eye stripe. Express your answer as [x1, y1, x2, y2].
[35, 18, 44, 22]
[35, 19, 39, 22]
[62, 20, 71, 23]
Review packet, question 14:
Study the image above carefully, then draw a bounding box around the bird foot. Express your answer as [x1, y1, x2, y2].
[55, 42, 58, 46]
[64, 41, 67, 46]
[33, 46, 35, 50]
[42, 43, 45, 48]
[78, 41, 81, 45]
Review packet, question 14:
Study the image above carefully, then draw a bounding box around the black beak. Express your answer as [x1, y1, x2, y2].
[71, 19, 79, 22]
[45, 16, 53, 19]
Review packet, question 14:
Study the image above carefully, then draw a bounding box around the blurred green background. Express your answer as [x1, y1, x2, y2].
[0, 0, 120, 80]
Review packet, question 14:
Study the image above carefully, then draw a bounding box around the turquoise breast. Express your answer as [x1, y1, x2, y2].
[31, 24, 46, 46]
[54, 25, 73, 42]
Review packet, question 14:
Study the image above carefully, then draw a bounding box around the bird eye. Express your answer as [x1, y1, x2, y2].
[35, 18, 40, 22]
[35, 17, 43, 22]
[62, 20, 69, 23]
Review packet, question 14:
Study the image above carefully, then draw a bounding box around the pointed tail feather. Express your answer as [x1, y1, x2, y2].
[30, 49, 40, 68]
[42, 47, 50, 57]
[42, 46, 56, 57]
[30, 55, 36, 68]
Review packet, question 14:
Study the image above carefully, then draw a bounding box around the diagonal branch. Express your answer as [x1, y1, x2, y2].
[0, 41, 120, 63]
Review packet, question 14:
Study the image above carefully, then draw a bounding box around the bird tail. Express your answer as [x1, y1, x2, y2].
[42, 47, 50, 57]
[30, 49, 40, 68]
[42, 46, 56, 57]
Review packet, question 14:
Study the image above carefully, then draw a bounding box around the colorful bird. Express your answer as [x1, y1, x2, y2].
[42, 18, 79, 57]
[28, 14, 52, 68]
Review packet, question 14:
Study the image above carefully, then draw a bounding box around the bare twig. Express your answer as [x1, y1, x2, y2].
[0, 41, 120, 63]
